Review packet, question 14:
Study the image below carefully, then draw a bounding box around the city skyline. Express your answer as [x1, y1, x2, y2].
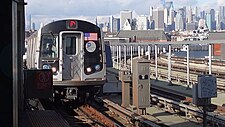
[25, 0, 225, 30]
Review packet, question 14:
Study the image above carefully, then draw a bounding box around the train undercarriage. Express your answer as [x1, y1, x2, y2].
[53, 84, 104, 104]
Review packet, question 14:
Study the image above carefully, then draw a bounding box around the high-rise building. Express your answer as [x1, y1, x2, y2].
[150, 6, 153, 17]
[153, 8, 164, 30]
[137, 15, 148, 30]
[219, 6, 225, 29]
[123, 19, 132, 30]
[186, 22, 196, 31]
[149, 6, 154, 23]
[175, 9, 185, 31]
[187, 6, 193, 23]
[168, 6, 174, 25]
[26, 14, 32, 30]
[32, 22, 35, 31]
[109, 16, 113, 33]
[193, 6, 198, 22]
[164, 1, 173, 10]
[112, 18, 120, 33]
[206, 13, 212, 31]
[210, 9, 215, 22]
[200, 10, 205, 19]
[219, 6, 225, 22]
[120, 10, 132, 30]
[216, 11, 220, 30]
[210, 9, 216, 30]
[164, 8, 169, 25]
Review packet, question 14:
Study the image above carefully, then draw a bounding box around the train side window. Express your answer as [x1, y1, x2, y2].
[65, 37, 76, 55]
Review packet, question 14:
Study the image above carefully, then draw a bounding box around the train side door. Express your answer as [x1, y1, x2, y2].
[59, 32, 81, 80]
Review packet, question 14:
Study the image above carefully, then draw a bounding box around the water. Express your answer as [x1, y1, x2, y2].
[173, 51, 208, 58]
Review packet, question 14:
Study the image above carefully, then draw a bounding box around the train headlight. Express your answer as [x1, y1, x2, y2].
[86, 67, 92, 73]
[43, 64, 51, 69]
[51, 67, 57, 73]
[95, 64, 100, 71]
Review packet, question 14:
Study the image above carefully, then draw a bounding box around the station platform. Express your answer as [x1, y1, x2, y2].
[19, 110, 70, 127]
[106, 67, 225, 106]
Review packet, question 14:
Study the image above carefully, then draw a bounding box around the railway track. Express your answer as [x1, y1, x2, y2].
[149, 64, 225, 91]
[150, 85, 225, 126]
[160, 55, 225, 76]
[146, 57, 225, 91]
[163, 55, 225, 67]
[74, 97, 164, 127]
[39, 85, 225, 127]
[40, 96, 164, 127]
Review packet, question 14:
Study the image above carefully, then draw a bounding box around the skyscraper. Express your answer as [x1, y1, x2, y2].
[193, 6, 198, 22]
[210, 9, 216, 30]
[219, 6, 225, 29]
[216, 11, 220, 30]
[153, 8, 164, 30]
[32, 22, 35, 31]
[206, 13, 212, 31]
[112, 18, 120, 33]
[175, 9, 185, 31]
[200, 10, 205, 19]
[150, 6, 153, 17]
[168, 6, 174, 25]
[120, 10, 132, 30]
[164, 8, 169, 25]
[219, 6, 225, 22]
[26, 14, 32, 30]
[137, 15, 148, 30]
[164, 1, 173, 10]
[187, 6, 193, 23]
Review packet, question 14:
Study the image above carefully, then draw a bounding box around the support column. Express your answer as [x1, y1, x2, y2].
[209, 44, 212, 75]
[138, 45, 141, 58]
[119, 45, 121, 70]
[124, 45, 126, 68]
[187, 44, 190, 88]
[155, 45, 158, 80]
[112, 46, 115, 68]
[168, 44, 172, 85]
[131, 46, 133, 72]
[148, 45, 151, 60]
[116, 46, 119, 69]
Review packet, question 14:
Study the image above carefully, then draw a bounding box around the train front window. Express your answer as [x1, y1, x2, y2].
[64, 36, 76, 55]
[41, 35, 58, 58]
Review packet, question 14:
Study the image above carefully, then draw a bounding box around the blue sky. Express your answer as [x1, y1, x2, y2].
[25, 0, 224, 29]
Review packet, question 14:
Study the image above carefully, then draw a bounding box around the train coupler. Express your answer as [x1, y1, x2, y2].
[65, 87, 78, 100]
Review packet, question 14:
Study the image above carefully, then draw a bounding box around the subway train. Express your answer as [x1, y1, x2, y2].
[25, 19, 106, 101]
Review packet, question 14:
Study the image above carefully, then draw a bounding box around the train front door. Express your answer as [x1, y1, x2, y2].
[60, 32, 82, 80]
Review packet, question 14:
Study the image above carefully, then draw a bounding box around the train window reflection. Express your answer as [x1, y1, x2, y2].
[41, 35, 58, 58]
[65, 37, 76, 55]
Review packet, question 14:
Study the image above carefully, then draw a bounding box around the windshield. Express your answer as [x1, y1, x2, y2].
[41, 34, 58, 58]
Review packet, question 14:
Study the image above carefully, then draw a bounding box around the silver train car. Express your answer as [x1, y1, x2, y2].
[25, 19, 106, 100]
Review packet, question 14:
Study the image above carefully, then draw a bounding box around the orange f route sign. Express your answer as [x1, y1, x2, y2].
[36, 71, 52, 90]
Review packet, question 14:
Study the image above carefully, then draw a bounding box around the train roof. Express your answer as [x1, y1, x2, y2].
[41, 19, 100, 34]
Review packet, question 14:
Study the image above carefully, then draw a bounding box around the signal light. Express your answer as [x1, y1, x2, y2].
[66, 20, 78, 29]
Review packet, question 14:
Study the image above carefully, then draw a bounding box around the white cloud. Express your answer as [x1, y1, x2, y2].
[217, 0, 225, 5]
[29, 15, 96, 30]
[173, 0, 198, 8]
[25, 0, 162, 16]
